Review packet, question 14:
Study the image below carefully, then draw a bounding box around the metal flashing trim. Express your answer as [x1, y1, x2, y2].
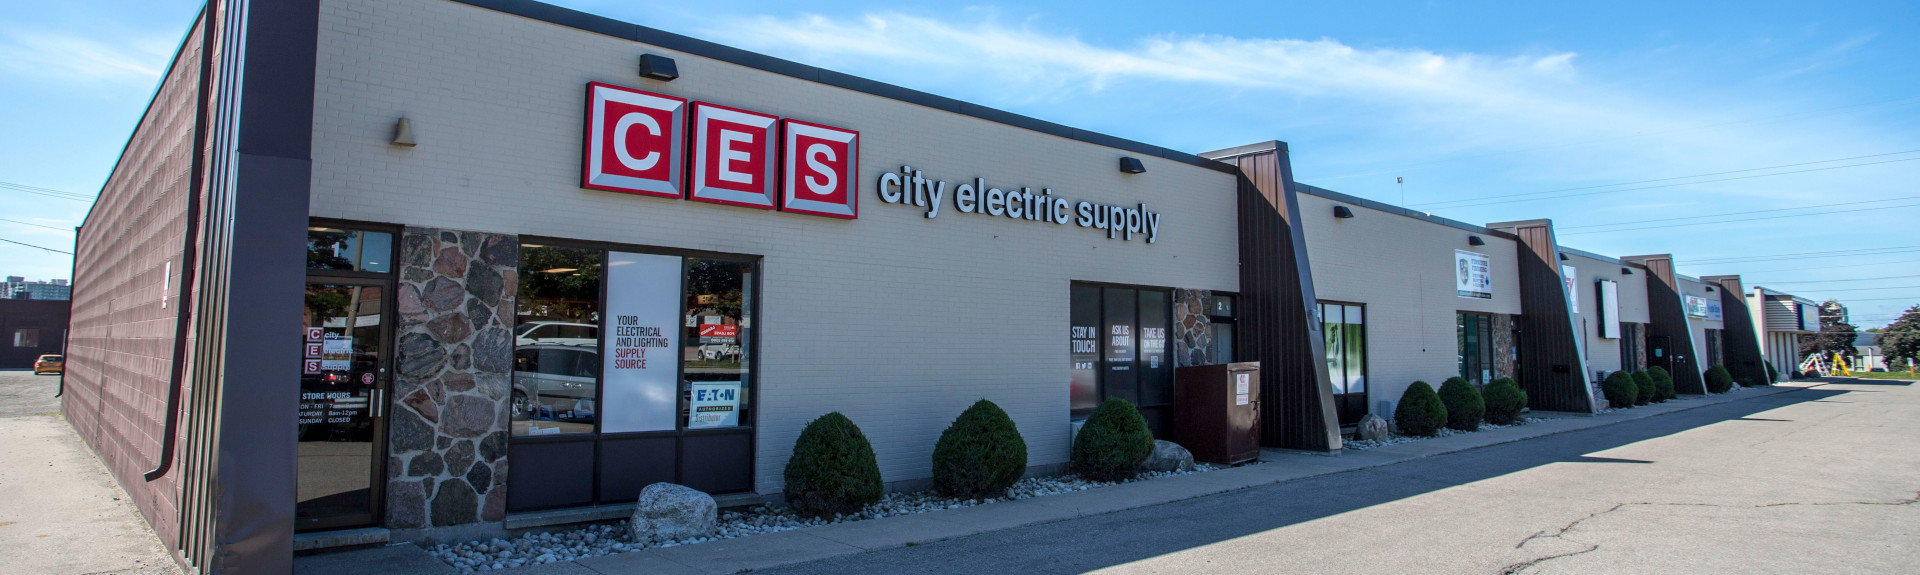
[1556, 246, 1647, 269]
[449, 0, 1237, 174]
[1199, 140, 1283, 160]
[1296, 183, 1518, 239]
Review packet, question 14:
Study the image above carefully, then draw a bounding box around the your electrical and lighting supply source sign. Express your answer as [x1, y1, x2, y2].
[581, 82, 859, 219]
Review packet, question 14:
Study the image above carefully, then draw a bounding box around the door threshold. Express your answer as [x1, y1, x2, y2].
[293, 526, 391, 552]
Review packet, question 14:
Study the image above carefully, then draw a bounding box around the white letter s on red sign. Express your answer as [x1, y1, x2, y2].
[805, 143, 837, 195]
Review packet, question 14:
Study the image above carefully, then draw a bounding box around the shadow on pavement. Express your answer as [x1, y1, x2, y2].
[751, 387, 1850, 575]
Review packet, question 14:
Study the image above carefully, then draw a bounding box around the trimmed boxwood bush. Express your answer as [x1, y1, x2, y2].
[932, 399, 1028, 500]
[784, 412, 884, 518]
[1601, 371, 1637, 409]
[1483, 377, 1528, 425]
[1631, 371, 1656, 405]
[1648, 366, 1676, 401]
[1705, 365, 1734, 393]
[1437, 377, 1485, 432]
[1071, 398, 1154, 482]
[1393, 381, 1448, 437]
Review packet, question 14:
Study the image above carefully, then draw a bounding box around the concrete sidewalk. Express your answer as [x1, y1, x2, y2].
[297, 381, 1832, 575]
[0, 371, 180, 575]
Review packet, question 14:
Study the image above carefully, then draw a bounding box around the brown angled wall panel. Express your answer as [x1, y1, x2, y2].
[1703, 275, 1769, 385]
[1206, 143, 1341, 451]
[1623, 255, 1707, 394]
[1487, 221, 1594, 413]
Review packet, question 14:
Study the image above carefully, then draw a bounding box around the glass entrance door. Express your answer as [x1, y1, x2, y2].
[296, 282, 390, 532]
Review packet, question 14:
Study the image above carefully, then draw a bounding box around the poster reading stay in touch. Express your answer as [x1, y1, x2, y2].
[1455, 250, 1492, 299]
[601, 251, 683, 433]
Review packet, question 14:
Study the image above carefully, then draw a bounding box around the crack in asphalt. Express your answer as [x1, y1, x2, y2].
[1498, 492, 1919, 573]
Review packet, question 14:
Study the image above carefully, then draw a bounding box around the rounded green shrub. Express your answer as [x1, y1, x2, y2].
[1071, 398, 1153, 482]
[1647, 366, 1676, 400]
[1437, 377, 1485, 432]
[1631, 371, 1656, 405]
[1393, 381, 1448, 437]
[932, 399, 1028, 500]
[784, 412, 884, 518]
[1483, 377, 1528, 425]
[1601, 371, 1637, 409]
[1705, 365, 1734, 394]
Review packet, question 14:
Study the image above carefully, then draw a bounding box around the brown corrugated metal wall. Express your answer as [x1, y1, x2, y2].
[1206, 143, 1341, 451]
[1704, 275, 1770, 384]
[64, 12, 207, 553]
[1491, 221, 1595, 413]
[1624, 255, 1707, 394]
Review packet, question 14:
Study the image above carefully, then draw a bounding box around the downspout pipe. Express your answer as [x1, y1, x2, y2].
[146, 8, 216, 482]
[57, 225, 79, 398]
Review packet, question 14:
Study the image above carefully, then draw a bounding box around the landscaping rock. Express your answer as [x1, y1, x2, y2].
[628, 483, 717, 543]
[1141, 440, 1195, 472]
[1356, 413, 1389, 441]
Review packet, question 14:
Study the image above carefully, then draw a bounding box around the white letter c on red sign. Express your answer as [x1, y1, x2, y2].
[613, 112, 661, 172]
[804, 143, 837, 195]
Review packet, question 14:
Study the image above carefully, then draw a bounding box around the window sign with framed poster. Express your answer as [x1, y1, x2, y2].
[600, 251, 684, 434]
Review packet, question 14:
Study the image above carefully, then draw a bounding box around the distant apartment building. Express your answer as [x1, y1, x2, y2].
[4, 276, 72, 301]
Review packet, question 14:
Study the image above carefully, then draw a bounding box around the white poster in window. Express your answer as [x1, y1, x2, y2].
[321, 333, 353, 371]
[1686, 295, 1711, 319]
[1599, 280, 1621, 339]
[601, 251, 683, 433]
[688, 381, 742, 428]
[1455, 250, 1492, 299]
[1561, 265, 1579, 313]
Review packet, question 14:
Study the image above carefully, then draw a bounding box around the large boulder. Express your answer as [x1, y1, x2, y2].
[628, 483, 717, 543]
[1140, 440, 1195, 473]
[1356, 413, 1389, 441]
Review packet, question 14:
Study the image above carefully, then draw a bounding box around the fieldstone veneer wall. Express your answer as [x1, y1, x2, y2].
[1494, 314, 1517, 381]
[1173, 289, 1216, 368]
[386, 227, 518, 529]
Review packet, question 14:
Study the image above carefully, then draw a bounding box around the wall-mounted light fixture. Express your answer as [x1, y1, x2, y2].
[391, 117, 416, 147]
[1118, 157, 1146, 174]
[1467, 235, 1485, 246]
[1705, 286, 1715, 292]
[639, 54, 680, 81]
[1621, 267, 1633, 275]
[1333, 206, 1355, 219]
[1558, 253, 1569, 261]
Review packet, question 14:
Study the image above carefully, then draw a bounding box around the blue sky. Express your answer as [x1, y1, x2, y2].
[2, 0, 1916, 327]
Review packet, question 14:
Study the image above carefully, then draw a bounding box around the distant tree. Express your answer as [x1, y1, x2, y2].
[1880, 305, 1920, 371]
[1798, 299, 1858, 361]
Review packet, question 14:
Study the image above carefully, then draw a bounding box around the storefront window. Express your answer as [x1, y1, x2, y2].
[1068, 283, 1174, 435]
[1621, 323, 1642, 369]
[1458, 312, 1496, 384]
[1320, 302, 1367, 425]
[307, 227, 394, 273]
[514, 245, 603, 436]
[13, 329, 38, 348]
[682, 258, 752, 429]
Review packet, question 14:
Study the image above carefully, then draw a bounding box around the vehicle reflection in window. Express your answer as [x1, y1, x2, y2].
[513, 245, 603, 436]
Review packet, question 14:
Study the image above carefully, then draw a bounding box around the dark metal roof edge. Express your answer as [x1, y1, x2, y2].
[1294, 183, 1517, 239]
[449, 0, 1238, 174]
[83, 5, 209, 231]
[1199, 140, 1282, 160]
[1556, 246, 1645, 268]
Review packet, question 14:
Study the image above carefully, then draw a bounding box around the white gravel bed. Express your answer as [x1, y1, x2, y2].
[429, 463, 1236, 571]
[1342, 416, 1551, 451]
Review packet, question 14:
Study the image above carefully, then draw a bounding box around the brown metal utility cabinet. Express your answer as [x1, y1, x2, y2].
[1173, 362, 1261, 464]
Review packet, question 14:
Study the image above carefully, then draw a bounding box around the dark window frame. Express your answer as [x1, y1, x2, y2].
[509, 235, 762, 511]
[1067, 281, 1182, 426]
[298, 219, 401, 533]
[1458, 311, 1498, 385]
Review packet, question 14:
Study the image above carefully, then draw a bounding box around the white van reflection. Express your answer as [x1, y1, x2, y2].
[512, 344, 598, 424]
[514, 321, 598, 348]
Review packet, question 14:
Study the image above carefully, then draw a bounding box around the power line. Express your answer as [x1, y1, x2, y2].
[1426, 156, 1920, 210]
[1826, 297, 1920, 303]
[1559, 196, 1918, 230]
[1313, 95, 1920, 183]
[1689, 246, 1920, 265]
[0, 217, 73, 232]
[1788, 285, 1920, 293]
[1758, 273, 1920, 284]
[1706, 258, 1920, 275]
[1417, 149, 1920, 209]
[1560, 201, 1920, 235]
[0, 180, 94, 202]
[0, 236, 73, 255]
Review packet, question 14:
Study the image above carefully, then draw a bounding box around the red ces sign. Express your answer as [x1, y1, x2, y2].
[582, 82, 858, 219]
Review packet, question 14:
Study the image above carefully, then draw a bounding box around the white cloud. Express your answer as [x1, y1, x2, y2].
[0, 28, 172, 86]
